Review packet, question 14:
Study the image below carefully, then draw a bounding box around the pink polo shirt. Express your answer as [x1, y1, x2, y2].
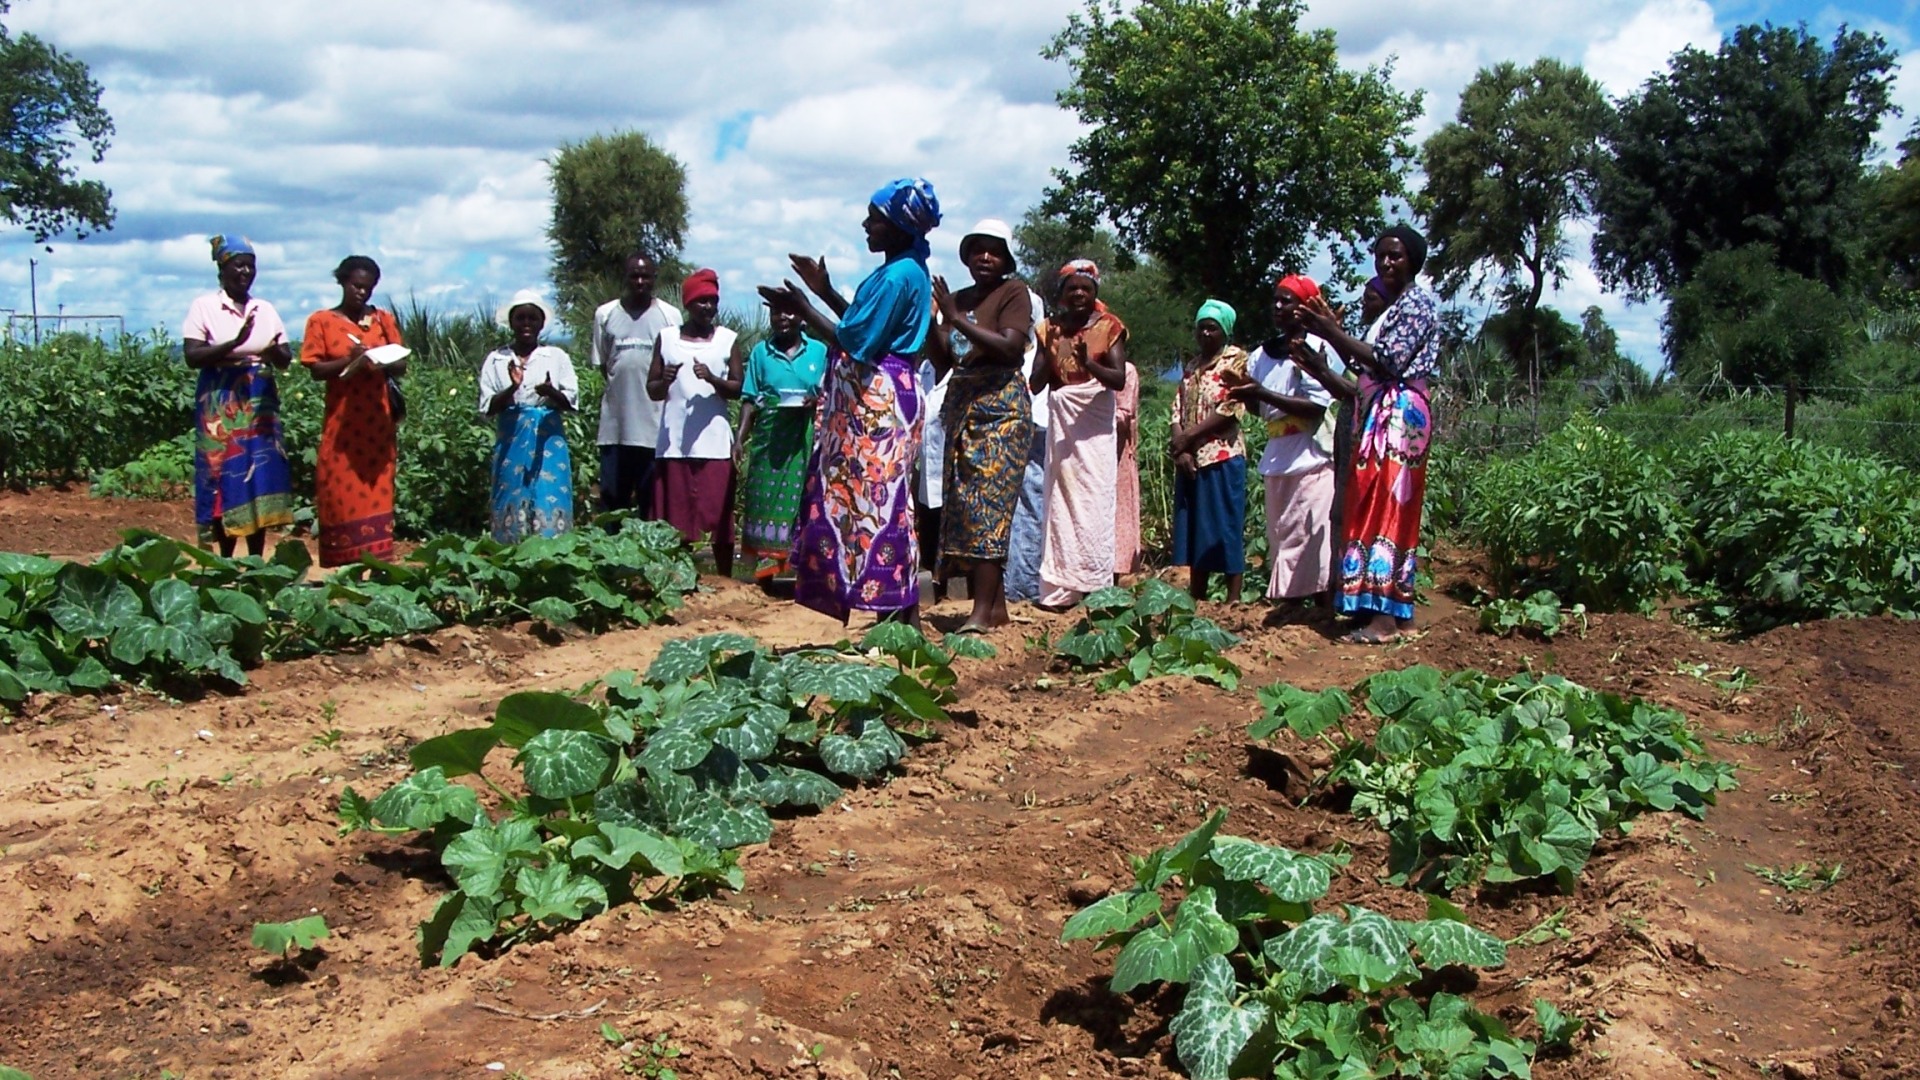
[181, 290, 289, 358]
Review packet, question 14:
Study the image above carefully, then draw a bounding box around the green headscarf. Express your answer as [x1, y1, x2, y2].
[1194, 298, 1237, 338]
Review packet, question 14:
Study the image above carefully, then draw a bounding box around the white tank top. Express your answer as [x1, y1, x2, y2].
[656, 325, 738, 459]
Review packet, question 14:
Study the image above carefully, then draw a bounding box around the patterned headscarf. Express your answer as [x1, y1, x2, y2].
[209, 234, 254, 264]
[1275, 274, 1320, 303]
[1057, 259, 1101, 285]
[1194, 298, 1237, 338]
[870, 178, 942, 261]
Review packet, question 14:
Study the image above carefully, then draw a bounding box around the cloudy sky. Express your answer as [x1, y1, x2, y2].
[3, 0, 1915, 367]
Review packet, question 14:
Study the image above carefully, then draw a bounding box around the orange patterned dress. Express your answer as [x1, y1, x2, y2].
[300, 308, 402, 566]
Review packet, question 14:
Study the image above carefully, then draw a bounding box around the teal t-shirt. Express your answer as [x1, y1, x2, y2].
[743, 335, 829, 406]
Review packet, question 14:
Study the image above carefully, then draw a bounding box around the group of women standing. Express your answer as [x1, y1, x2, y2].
[183, 238, 404, 567]
[181, 198, 1439, 646]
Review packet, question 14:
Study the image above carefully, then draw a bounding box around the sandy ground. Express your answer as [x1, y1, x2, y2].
[1, 518, 1916, 1080]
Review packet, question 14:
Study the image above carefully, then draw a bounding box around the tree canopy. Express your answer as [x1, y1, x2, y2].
[547, 130, 688, 324]
[1042, 0, 1421, 326]
[0, 1, 114, 241]
[1591, 24, 1898, 300]
[1420, 59, 1610, 323]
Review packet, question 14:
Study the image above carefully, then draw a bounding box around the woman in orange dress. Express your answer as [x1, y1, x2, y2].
[301, 255, 405, 566]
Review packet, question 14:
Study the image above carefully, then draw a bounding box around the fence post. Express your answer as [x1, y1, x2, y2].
[1784, 375, 1797, 440]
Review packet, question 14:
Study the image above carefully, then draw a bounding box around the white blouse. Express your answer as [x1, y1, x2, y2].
[477, 345, 580, 418]
[656, 325, 739, 460]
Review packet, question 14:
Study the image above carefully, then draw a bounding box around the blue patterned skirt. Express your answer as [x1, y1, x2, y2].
[490, 405, 573, 543]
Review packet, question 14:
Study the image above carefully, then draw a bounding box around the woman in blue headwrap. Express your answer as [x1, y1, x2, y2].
[759, 178, 939, 624]
[180, 234, 295, 558]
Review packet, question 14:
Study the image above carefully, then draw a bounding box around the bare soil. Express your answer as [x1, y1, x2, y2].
[1, 535, 1916, 1080]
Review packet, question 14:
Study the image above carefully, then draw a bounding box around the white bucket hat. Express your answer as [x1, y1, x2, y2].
[958, 218, 1016, 267]
[496, 288, 555, 329]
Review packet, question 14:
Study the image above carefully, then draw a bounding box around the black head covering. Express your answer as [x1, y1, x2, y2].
[1379, 223, 1428, 275]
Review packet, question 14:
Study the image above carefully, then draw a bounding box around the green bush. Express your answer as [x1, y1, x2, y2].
[1460, 416, 1691, 611]
[0, 333, 192, 485]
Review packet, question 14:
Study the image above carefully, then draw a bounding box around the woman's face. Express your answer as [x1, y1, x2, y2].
[509, 305, 545, 348]
[686, 296, 719, 324]
[964, 239, 1011, 286]
[219, 254, 256, 298]
[340, 268, 378, 310]
[1195, 318, 1225, 355]
[1273, 287, 1303, 332]
[1361, 288, 1388, 324]
[1059, 275, 1097, 315]
[1374, 237, 1412, 290]
[863, 205, 904, 253]
[768, 307, 799, 336]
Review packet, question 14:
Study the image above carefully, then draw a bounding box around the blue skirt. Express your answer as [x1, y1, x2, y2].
[1172, 455, 1247, 574]
[491, 405, 573, 543]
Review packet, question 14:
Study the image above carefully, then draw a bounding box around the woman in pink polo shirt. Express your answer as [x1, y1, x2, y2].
[180, 234, 295, 558]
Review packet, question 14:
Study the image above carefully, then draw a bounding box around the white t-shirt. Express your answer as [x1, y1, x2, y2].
[916, 358, 951, 508]
[655, 325, 738, 460]
[477, 345, 580, 417]
[1248, 337, 1337, 477]
[1019, 286, 1049, 432]
[591, 296, 682, 447]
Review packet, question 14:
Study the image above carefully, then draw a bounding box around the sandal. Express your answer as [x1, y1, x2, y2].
[952, 622, 990, 636]
[1340, 626, 1400, 645]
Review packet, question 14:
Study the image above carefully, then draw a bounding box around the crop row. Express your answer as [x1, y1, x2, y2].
[0, 517, 695, 708]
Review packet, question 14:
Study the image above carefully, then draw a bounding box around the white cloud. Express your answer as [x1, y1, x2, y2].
[1582, 0, 1719, 97]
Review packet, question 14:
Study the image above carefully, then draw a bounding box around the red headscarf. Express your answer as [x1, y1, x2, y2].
[682, 268, 719, 305]
[1275, 273, 1320, 303]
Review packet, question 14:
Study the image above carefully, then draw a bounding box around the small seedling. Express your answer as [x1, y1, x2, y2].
[304, 729, 344, 755]
[601, 1023, 681, 1079]
[252, 914, 330, 957]
[1746, 862, 1845, 892]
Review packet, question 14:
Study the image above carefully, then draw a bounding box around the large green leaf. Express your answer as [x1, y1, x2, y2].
[527, 596, 580, 625]
[0, 661, 27, 703]
[517, 729, 614, 799]
[647, 633, 757, 684]
[638, 724, 714, 772]
[1109, 886, 1237, 993]
[1060, 887, 1162, 943]
[740, 763, 842, 809]
[1207, 836, 1333, 903]
[1250, 684, 1352, 740]
[573, 822, 687, 878]
[367, 767, 486, 832]
[788, 659, 897, 704]
[49, 565, 142, 638]
[1135, 807, 1228, 889]
[713, 701, 785, 761]
[440, 816, 541, 900]
[647, 769, 773, 850]
[818, 712, 906, 779]
[515, 862, 610, 923]
[408, 727, 501, 779]
[1264, 905, 1416, 996]
[1170, 954, 1270, 1080]
[418, 889, 499, 968]
[1401, 918, 1507, 970]
[1134, 578, 1194, 617]
[492, 691, 608, 749]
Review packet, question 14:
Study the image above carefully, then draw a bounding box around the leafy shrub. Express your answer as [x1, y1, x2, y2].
[1054, 580, 1240, 692]
[1460, 416, 1690, 612]
[0, 333, 193, 485]
[1061, 809, 1538, 1079]
[90, 434, 193, 500]
[1477, 589, 1585, 639]
[1251, 666, 1736, 891]
[1674, 432, 1920, 627]
[342, 626, 992, 966]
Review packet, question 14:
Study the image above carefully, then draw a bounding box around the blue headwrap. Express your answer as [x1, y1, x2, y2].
[869, 178, 941, 261]
[209, 234, 255, 264]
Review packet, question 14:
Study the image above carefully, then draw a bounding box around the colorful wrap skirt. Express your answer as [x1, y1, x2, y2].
[741, 404, 814, 575]
[790, 352, 921, 621]
[938, 364, 1032, 569]
[1336, 375, 1432, 620]
[193, 363, 294, 542]
[490, 404, 574, 543]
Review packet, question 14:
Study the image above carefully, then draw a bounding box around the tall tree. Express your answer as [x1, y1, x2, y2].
[0, 1, 114, 241]
[1862, 120, 1920, 290]
[1042, 0, 1422, 326]
[1592, 24, 1898, 300]
[1420, 59, 1610, 326]
[546, 130, 688, 324]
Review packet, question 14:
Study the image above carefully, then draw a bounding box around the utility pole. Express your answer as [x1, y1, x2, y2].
[29, 257, 39, 345]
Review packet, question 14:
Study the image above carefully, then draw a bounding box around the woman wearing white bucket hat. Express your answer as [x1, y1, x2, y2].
[478, 288, 579, 542]
[926, 217, 1035, 633]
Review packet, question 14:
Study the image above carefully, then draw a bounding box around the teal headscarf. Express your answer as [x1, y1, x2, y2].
[1194, 298, 1237, 337]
